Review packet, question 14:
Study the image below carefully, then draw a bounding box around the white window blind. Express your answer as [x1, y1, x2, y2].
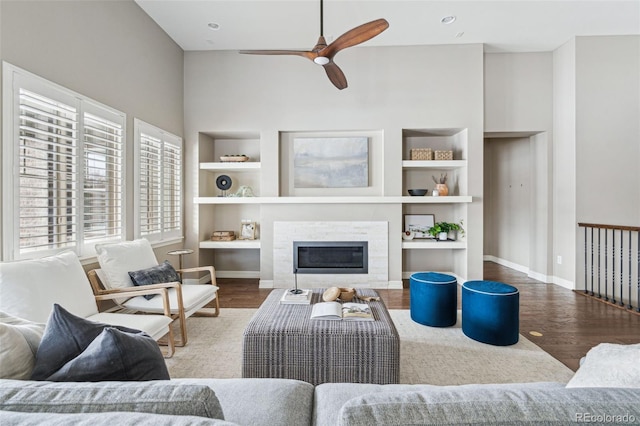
[83, 112, 123, 242]
[18, 89, 78, 254]
[139, 132, 162, 236]
[3, 63, 126, 260]
[134, 119, 182, 242]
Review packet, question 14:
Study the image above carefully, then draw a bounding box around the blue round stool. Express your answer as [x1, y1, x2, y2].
[462, 280, 519, 346]
[410, 272, 457, 327]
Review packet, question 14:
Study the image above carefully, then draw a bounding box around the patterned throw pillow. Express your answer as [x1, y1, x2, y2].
[30, 304, 169, 381]
[128, 261, 181, 300]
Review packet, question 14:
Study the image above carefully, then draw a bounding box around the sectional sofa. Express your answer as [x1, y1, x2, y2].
[1, 373, 639, 425]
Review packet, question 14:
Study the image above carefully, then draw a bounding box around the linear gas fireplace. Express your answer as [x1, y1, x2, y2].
[293, 241, 368, 274]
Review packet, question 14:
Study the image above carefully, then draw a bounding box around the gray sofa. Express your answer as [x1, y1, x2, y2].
[1, 378, 639, 425]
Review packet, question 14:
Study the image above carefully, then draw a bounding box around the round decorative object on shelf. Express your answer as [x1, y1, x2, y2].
[402, 231, 415, 240]
[216, 174, 232, 191]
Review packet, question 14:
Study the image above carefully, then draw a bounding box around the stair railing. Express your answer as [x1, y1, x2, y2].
[578, 223, 639, 313]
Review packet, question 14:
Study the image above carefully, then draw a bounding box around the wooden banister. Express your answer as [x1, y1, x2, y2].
[578, 223, 640, 232]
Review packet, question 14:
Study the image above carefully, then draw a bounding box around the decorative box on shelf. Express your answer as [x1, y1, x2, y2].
[434, 150, 454, 160]
[211, 230, 236, 241]
[410, 148, 433, 160]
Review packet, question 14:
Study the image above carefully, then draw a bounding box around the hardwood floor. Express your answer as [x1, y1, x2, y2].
[215, 262, 640, 372]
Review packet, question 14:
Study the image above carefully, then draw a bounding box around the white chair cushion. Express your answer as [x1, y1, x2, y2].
[95, 239, 158, 290]
[0, 312, 45, 379]
[123, 285, 219, 317]
[87, 312, 172, 342]
[0, 251, 99, 322]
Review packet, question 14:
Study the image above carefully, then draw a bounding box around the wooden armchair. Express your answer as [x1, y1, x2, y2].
[91, 239, 220, 348]
[0, 251, 176, 357]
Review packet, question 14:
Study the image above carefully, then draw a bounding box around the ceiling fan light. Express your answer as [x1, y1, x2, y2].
[314, 56, 330, 65]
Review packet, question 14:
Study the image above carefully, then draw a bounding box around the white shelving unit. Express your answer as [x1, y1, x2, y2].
[194, 127, 474, 281]
[401, 128, 470, 277]
[194, 196, 473, 205]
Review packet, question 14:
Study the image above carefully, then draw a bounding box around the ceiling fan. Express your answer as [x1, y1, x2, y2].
[239, 0, 389, 90]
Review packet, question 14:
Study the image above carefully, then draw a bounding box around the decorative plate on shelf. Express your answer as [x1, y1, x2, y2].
[220, 155, 249, 162]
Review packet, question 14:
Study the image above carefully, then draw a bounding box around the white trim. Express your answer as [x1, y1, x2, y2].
[217, 270, 261, 279]
[2, 62, 126, 261]
[484, 256, 575, 288]
[483, 255, 529, 274]
[133, 118, 183, 244]
[388, 280, 404, 289]
[552, 276, 575, 290]
[259, 279, 274, 288]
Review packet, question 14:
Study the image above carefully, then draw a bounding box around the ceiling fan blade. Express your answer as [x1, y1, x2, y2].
[239, 50, 316, 61]
[323, 61, 348, 90]
[321, 18, 389, 58]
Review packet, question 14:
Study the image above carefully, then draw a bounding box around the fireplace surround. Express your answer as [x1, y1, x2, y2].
[272, 221, 389, 288]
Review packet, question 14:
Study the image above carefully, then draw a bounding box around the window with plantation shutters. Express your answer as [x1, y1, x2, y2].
[2, 63, 126, 260]
[134, 119, 182, 242]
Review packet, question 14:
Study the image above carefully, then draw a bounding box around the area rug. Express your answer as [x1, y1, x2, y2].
[165, 308, 575, 385]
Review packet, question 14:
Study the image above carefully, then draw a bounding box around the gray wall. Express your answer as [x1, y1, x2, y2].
[553, 35, 640, 289]
[184, 45, 485, 283]
[483, 53, 554, 281]
[0, 0, 185, 263]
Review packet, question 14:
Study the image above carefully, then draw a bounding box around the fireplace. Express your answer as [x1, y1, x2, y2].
[271, 221, 389, 289]
[293, 241, 368, 274]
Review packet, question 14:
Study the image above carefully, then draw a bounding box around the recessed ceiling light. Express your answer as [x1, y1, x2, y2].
[207, 22, 220, 30]
[441, 15, 456, 25]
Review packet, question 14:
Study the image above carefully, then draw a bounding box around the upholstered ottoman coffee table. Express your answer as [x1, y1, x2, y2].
[242, 288, 399, 385]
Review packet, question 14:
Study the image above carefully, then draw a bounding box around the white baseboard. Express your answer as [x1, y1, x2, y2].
[551, 276, 575, 290]
[215, 270, 261, 279]
[483, 255, 529, 275]
[259, 279, 274, 288]
[388, 280, 404, 289]
[484, 256, 575, 289]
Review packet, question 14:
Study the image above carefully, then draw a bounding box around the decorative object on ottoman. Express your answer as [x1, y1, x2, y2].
[432, 173, 448, 196]
[462, 280, 520, 346]
[322, 287, 355, 302]
[410, 272, 457, 327]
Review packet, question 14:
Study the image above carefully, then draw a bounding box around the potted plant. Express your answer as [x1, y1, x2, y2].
[429, 221, 464, 241]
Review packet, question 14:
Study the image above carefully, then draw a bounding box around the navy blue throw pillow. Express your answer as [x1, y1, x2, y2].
[30, 304, 169, 382]
[128, 260, 181, 300]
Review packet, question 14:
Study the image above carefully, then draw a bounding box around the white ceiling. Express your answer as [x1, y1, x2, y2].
[135, 0, 640, 53]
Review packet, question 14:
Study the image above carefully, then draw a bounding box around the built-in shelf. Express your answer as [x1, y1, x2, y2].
[200, 162, 261, 172]
[402, 240, 466, 249]
[200, 240, 261, 249]
[194, 196, 473, 205]
[402, 160, 467, 169]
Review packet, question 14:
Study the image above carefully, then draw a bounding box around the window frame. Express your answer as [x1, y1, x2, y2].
[2, 62, 126, 261]
[133, 118, 183, 244]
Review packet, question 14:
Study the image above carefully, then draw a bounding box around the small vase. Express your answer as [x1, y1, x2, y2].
[438, 232, 448, 241]
[436, 184, 449, 196]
